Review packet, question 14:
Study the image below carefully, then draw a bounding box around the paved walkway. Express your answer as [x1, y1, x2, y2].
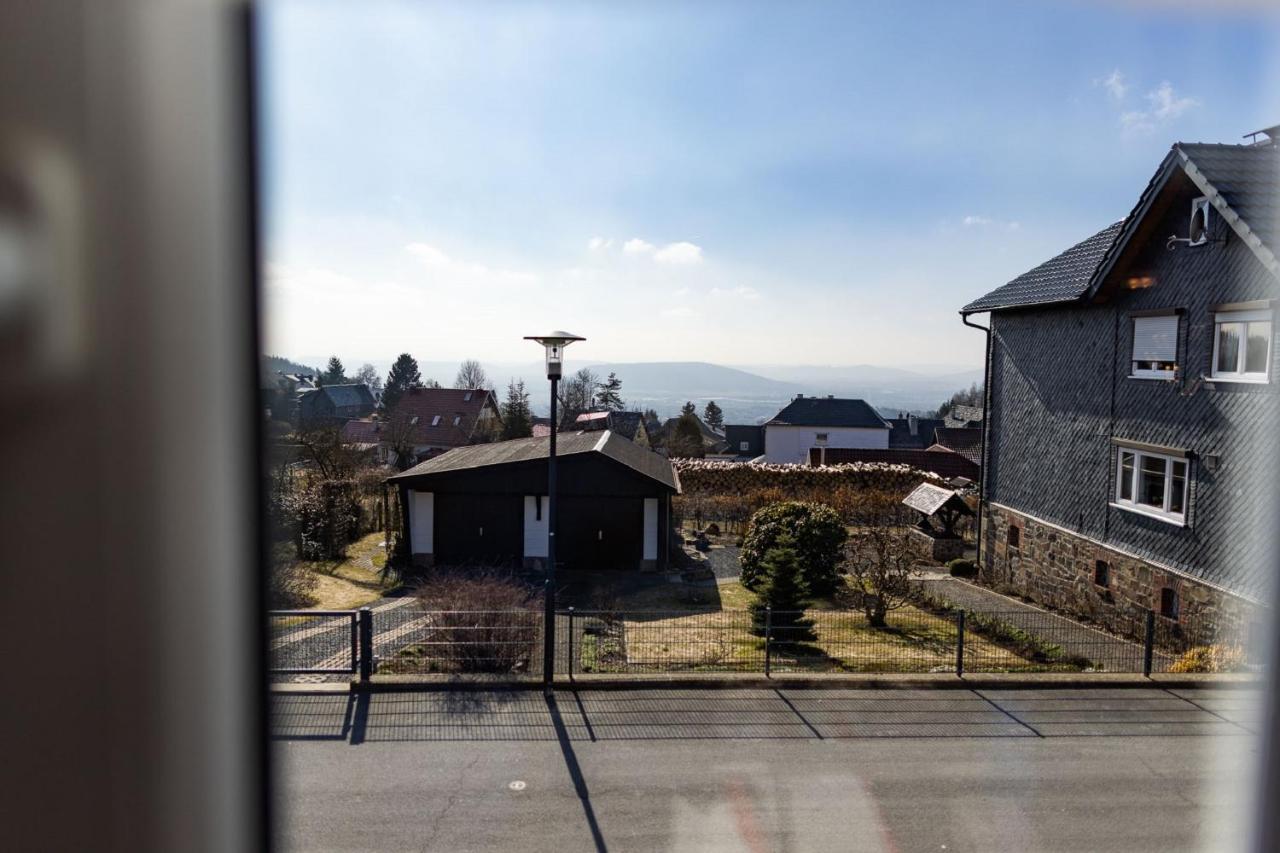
[913, 573, 1168, 671]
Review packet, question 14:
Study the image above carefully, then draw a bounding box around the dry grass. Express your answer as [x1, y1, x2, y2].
[294, 532, 395, 610]
[598, 580, 1031, 673]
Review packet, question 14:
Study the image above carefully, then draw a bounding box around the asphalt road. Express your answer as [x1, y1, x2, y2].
[272, 686, 1263, 853]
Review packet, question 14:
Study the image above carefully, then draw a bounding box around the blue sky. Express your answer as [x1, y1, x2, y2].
[260, 0, 1279, 373]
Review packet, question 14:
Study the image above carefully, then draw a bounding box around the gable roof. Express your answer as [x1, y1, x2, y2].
[943, 405, 984, 428]
[886, 417, 944, 449]
[961, 221, 1124, 313]
[574, 410, 647, 441]
[387, 429, 679, 491]
[767, 396, 889, 430]
[318, 384, 376, 409]
[902, 482, 973, 517]
[931, 427, 983, 466]
[388, 387, 497, 447]
[963, 137, 1280, 314]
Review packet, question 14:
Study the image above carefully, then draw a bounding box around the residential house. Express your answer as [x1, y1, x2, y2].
[943, 404, 984, 429]
[961, 129, 1279, 643]
[388, 430, 679, 571]
[724, 424, 765, 460]
[298, 383, 376, 426]
[929, 427, 983, 467]
[660, 413, 729, 455]
[574, 410, 652, 447]
[887, 414, 945, 450]
[762, 395, 890, 463]
[367, 387, 501, 466]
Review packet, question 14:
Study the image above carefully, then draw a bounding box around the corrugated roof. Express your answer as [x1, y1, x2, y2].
[767, 397, 889, 429]
[387, 429, 678, 491]
[962, 221, 1124, 313]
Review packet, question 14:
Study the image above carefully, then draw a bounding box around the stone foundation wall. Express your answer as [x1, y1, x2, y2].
[980, 502, 1261, 649]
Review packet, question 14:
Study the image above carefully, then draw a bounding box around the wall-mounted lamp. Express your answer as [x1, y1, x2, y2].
[1203, 454, 1221, 473]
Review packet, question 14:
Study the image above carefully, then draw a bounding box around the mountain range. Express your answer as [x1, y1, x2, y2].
[284, 356, 982, 424]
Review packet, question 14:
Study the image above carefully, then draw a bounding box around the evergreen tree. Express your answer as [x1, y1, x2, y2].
[500, 379, 534, 440]
[320, 356, 347, 385]
[595, 372, 625, 411]
[668, 412, 706, 458]
[703, 400, 724, 430]
[748, 538, 815, 642]
[680, 400, 697, 417]
[382, 353, 423, 412]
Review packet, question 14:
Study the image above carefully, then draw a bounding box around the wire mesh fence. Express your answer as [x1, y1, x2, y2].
[268, 602, 1264, 680]
[269, 610, 357, 674]
[374, 610, 544, 678]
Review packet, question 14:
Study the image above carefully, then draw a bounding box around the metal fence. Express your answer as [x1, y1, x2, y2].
[268, 604, 1261, 681]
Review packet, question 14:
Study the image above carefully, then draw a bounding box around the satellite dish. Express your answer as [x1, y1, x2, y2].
[1189, 198, 1209, 245]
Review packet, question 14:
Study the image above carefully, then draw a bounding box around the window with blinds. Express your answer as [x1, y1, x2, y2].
[1130, 314, 1179, 379]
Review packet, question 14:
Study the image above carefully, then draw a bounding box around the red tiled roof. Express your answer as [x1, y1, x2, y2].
[341, 418, 383, 443]
[531, 424, 553, 438]
[387, 388, 498, 448]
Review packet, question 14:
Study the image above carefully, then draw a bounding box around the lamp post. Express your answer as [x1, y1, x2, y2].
[523, 330, 585, 687]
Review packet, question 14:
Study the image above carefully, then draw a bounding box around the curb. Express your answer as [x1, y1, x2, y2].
[270, 671, 1261, 694]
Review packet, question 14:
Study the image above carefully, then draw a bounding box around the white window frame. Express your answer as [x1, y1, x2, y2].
[1210, 309, 1271, 384]
[1129, 314, 1179, 380]
[1111, 447, 1188, 526]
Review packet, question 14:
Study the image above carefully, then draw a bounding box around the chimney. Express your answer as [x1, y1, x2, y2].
[795, 393, 803, 400]
[827, 395, 834, 399]
[908, 414, 918, 436]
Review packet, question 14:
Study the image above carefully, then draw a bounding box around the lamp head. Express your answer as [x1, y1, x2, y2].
[524, 331, 585, 379]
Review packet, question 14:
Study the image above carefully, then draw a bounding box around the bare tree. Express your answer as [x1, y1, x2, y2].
[454, 359, 490, 390]
[557, 367, 599, 428]
[293, 422, 361, 479]
[354, 363, 383, 397]
[841, 492, 922, 627]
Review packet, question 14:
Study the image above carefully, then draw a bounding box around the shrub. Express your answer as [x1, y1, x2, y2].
[947, 559, 977, 578]
[282, 478, 361, 561]
[748, 538, 815, 642]
[410, 569, 543, 673]
[268, 542, 317, 608]
[740, 501, 847, 596]
[1169, 644, 1246, 673]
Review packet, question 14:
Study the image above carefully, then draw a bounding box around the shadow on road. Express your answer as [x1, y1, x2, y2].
[269, 686, 1260, 744]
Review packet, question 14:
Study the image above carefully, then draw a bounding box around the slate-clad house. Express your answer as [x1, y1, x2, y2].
[574, 410, 651, 447]
[298, 383, 376, 425]
[962, 130, 1279, 640]
[887, 414, 944, 450]
[763, 395, 890, 463]
[724, 424, 765, 460]
[388, 430, 679, 572]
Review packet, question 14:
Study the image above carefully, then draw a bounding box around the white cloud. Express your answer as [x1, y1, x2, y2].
[962, 215, 992, 227]
[623, 237, 655, 255]
[404, 241, 538, 286]
[1116, 81, 1199, 134]
[587, 236, 613, 251]
[961, 215, 1020, 232]
[1148, 80, 1197, 121]
[710, 285, 761, 300]
[653, 241, 703, 264]
[662, 305, 697, 319]
[1099, 69, 1128, 102]
[673, 287, 690, 298]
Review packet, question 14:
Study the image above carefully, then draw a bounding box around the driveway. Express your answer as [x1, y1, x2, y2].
[272, 685, 1262, 852]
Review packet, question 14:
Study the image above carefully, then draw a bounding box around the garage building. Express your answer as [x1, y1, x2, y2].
[388, 430, 680, 572]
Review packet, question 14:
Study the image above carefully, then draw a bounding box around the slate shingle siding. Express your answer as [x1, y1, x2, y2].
[988, 192, 1279, 603]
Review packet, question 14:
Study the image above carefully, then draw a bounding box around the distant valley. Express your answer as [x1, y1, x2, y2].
[281, 356, 982, 424]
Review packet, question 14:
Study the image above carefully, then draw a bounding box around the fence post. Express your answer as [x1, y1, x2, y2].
[358, 607, 374, 683]
[567, 607, 575, 680]
[955, 610, 966, 677]
[764, 606, 773, 678]
[1142, 609, 1155, 677]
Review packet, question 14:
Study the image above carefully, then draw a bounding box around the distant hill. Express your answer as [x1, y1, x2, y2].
[261, 353, 318, 376]
[269, 355, 982, 424]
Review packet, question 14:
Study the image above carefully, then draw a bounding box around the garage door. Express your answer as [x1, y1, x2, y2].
[433, 493, 523, 568]
[556, 496, 643, 571]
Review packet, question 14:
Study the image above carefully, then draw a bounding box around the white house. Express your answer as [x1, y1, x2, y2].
[762, 395, 890, 463]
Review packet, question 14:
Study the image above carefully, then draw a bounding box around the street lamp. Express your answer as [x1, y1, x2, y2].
[523, 330, 585, 687]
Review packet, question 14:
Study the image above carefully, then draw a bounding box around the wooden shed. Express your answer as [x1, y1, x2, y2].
[387, 430, 680, 572]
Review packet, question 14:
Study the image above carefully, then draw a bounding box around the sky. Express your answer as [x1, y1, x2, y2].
[259, 0, 1280, 374]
